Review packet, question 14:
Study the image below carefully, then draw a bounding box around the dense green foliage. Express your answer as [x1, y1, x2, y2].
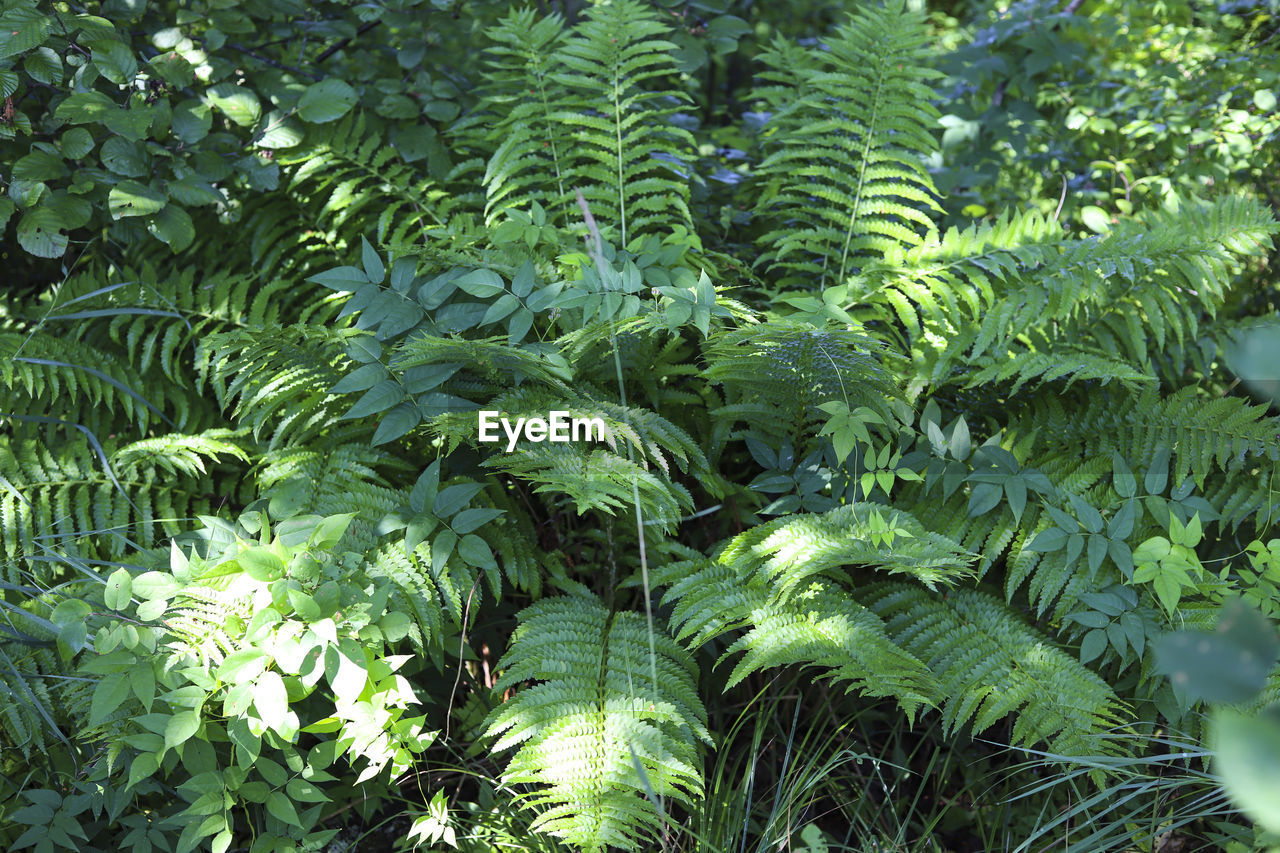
[3, 0, 1280, 850]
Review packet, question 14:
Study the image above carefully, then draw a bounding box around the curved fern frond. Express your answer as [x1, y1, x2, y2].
[661, 559, 937, 715]
[1014, 386, 1280, 488]
[862, 583, 1128, 755]
[717, 502, 976, 592]
[197, 325, 357, 448]
[482, 443, 693, 531]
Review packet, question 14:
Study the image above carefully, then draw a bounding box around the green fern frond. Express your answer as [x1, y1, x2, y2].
[852, 196, 1278, 390]
[393, 334, 574, 393]
[966, 343, 1156, 394]
[862, 583, 1128, 755]
[660, 558, 937, 715]
[1, 330, 172, 432]
[706, 322, 905, 444]
[472, 8, 574, 226]
[485, 595, 708, 851]
[255, 442, 406, 552]
[365, 542, 444, 651]
[717, 503, 976, 593]
[1015, 386, 1280, 488]
[753, 0, 941, 286]
[549, 0, 695, 244]
[483, 443, 692, 531]
[0, 435, 223, 576]
[430, 384, 707, 479]
[198, 325, 358, 448]
[276, 112, 453, 249]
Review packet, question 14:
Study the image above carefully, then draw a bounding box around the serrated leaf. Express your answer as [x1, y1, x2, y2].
[92, 41, 138, 84]
[297, 78, 357, 123]
[206, 82, 261, 127]
[173, 99, 212, 143]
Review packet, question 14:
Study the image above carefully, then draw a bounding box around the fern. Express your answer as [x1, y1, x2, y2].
[850, 196, 1278, 392]
[661, 560, 938, 715]
[275, 112, 454, 250]
[0, 434, 234, 577]
[197, 325, 357, 449]
[718, 503, 975, 592]
[485, 595, 708, 851]
[472, 8, 573, 226]
[550, 0, 695, 244]
[705, 321, 905, 447]
[1014, 386, 1280, 489]
[753, 0, 941, 286]
[862, 583, 1128, 755]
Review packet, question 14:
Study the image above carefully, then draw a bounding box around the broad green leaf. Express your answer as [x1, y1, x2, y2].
[12, 149, 67, 182]
[266, 791, 301, 826]
[309, 513, 355, 550]
[309, 266, 370, 292]
[148, 205, 194, 251]
[55, 91, 117, 124]
[458, 534, 496, 570]
[1080, 205, 1110, 233]
[326, 640, 367, 705]
[133, 571, 181, 600]
[206, 82, 261, 127]
[173, 99, 212, 143]
[361, 236, 385, 282]
[297, 78, 358, 123]
[17, 207, 68, 257]
[99, 137, 147, 176]
[104, 568, 132, 610]
[90, 673, 131, 726]
[108, 180, 166, 219]
[239, 547, 286, 582]
[453, 268, 505, 298]
[254, 670, 288, 726]
[1214, 708, 1280, 833]
[164, 710, 201, 751]
[342, 380, 404, 420]
[92, 41, 138, 84]
[1027, 527, 1068, 552]
[373, 401, 421, 445]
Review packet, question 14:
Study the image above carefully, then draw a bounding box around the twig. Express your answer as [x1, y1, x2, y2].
[316, 21, 380, 63]
[224, 41, 321, 80]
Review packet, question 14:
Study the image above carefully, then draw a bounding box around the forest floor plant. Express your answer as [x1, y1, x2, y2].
[3, 0, 1280, 851]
